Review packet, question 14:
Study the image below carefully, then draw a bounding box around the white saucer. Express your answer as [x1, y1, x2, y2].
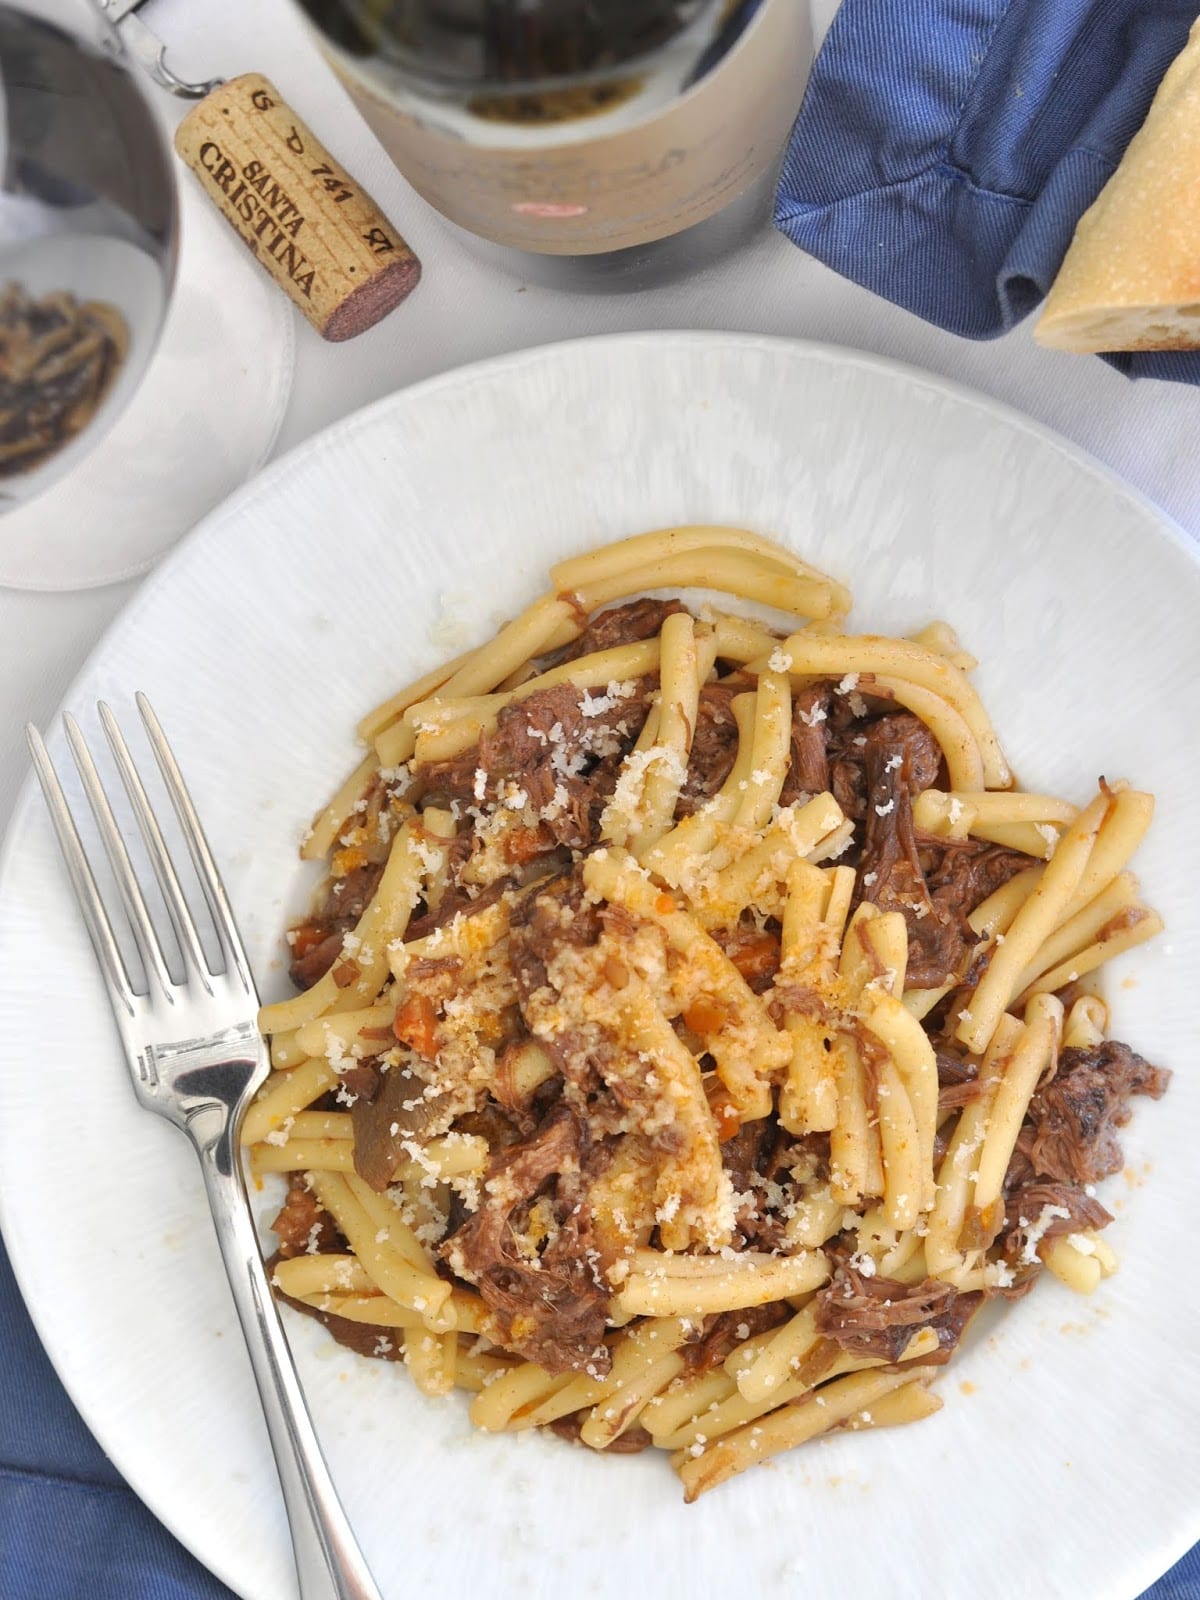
[0, 167, 294, 591]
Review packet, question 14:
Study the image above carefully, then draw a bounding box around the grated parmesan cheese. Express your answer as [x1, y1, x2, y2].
[580, 680, 637, 718]
[1019, 1204, 1072, 1266]
[603, 744, 687, 832]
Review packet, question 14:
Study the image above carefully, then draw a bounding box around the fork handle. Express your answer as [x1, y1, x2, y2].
[197, 1136, 385, 1600]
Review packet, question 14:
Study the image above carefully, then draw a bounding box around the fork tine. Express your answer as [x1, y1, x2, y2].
[136, 693, 256, 996]
[98, 702, 216, 996]
[26, 724, 139, 1017]
[63, 712, 177, 1003]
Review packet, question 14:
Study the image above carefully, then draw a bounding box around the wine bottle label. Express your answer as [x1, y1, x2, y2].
[325, 0, 811, 256]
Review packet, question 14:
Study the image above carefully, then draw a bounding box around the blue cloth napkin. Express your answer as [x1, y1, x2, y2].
[775, 0, 1200, 383]
[1, 1235, 236, 1599]
[3, 1224, 1198, 1598]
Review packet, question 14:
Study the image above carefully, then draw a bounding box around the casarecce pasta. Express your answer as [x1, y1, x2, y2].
[248, 526, 1169, 1500]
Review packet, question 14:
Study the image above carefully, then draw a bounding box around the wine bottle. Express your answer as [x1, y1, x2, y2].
[290, 0, 811, 283]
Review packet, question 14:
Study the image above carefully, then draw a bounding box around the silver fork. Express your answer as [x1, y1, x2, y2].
[27, 694, 383, 1600]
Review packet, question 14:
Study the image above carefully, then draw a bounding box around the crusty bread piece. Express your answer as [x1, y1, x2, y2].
[1035, 18, 1200, 353]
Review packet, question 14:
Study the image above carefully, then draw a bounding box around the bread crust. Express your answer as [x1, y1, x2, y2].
[1035, 18, 1200, 354]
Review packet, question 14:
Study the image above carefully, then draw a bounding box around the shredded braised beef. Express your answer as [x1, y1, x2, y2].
[421, 678, 652, 852]
[405, 867, 548, 945]
[935, 1047, 983, 1113]
[814, 1267, 982, 1364]
[851, 715, 1031, 989]
[287, 860, 387, 989]
[852, 713, 967, 986]
[990, 1041, 1168, 1266]
[720, 1118, 783, 1247]
[680, 1304, 791, 1373]
[1022, 1040, 1170, 1186]
[338, 1056, 383, 1104]
[1001, 1182, 1113, 1265]
[821, 680, 898, 820]
[556, 598, 685, 662]
[547, 1415, 654, 1452]
[508, 870, 642, 1130]
[675, 684, 739, 815]
[271, 1175, 341, 1258]
[440, 1103, 614, 1375]
[719, 1117, 827, 1251]
[286, 768, 416, 989]
[778, 683, 833, 806]
[922, 834, 1029, 918]
[508, 866, 600, 988]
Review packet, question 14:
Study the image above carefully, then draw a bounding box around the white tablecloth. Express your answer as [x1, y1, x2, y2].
[4, 0, 1200, 829]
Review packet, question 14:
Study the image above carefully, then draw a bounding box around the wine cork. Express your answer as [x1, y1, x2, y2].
[175, 74, 420, 342]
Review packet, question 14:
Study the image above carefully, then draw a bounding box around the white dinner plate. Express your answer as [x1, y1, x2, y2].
[0, 332, 1196, 1600]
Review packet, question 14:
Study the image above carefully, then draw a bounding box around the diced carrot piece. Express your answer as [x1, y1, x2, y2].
[683, 996, 731, 1036]
[726, 930, 781, 987]
[704, 1078, 742, 1143]
[393, 992, 439, 1059]
[287, 922, 332, 959]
